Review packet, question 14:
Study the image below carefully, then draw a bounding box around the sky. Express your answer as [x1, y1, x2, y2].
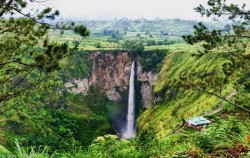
[48, 0, 249, 20]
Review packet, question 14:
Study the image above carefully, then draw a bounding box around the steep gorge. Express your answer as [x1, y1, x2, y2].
[65, 50, 159, 135]
[0, 45, 244, 155]
[65, 51, 157, 108]
[64, 45, 231, 138]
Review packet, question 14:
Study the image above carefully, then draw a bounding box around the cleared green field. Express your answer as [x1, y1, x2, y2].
[49, 19, 224, 51]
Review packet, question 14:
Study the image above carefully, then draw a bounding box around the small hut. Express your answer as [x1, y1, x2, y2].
[187, 116, 211, 127]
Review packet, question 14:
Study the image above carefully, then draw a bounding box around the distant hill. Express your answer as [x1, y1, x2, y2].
[77, 19, 224, 37]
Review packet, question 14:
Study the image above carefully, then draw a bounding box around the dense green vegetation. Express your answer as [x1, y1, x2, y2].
[136, 43, 244, 136]
[137, 49, 167, 72]
[1, 40, 248, 158]
[1, 114, 249, 157]
[81, 116, 250, 158]
[1, 48, 118, 151]
[0, 0, 249, 157]
[0, 82, 112, 151]
[60, 51, 91, 81]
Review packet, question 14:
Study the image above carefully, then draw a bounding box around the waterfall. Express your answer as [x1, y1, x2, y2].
[122, 60, 136, 139]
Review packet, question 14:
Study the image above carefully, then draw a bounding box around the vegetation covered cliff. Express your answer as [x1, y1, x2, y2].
[137, 44, 231, 136]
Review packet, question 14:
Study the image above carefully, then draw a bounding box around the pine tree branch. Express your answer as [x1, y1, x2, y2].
[0, 0, 14, 17]
[10, 6, 56, 29]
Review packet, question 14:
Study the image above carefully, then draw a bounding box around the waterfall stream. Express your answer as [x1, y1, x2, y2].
[122, 60, 136, 139]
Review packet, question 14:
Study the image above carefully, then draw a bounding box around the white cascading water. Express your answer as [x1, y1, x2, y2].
[122, 60, 136, 139]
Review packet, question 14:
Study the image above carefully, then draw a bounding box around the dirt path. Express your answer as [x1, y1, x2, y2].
[172, 90, 236, 134]
[202, 89, 236, 116]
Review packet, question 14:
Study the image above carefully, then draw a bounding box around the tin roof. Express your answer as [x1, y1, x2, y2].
[187, 116, 211, 126]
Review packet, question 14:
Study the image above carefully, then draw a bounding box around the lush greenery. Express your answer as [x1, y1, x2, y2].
[137, 44, 230, 136]
[137, 49, 168, 72]
[60, 51, 91, 81]
[0, 88, 112, 151]
[1, 114, 249, 157]
[0, 0, 249, 157]
[183, 0, 250, 113]
[0, 1, 89, 113]
[81, 116, 250, 158]
[0, 40, 248, 158]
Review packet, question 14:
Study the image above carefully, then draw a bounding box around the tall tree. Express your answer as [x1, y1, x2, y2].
[182, 0, 250, 112]
[0, 0, 89, 113]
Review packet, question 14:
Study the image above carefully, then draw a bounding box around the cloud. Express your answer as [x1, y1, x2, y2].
[52, 0, 249, 20]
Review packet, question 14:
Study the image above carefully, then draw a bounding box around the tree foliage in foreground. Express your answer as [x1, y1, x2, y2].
[0, 0, 89, 113]
[182, 0, 250, 112]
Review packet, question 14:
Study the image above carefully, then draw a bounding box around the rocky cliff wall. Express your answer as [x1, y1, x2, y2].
[65, 51, 157, 108]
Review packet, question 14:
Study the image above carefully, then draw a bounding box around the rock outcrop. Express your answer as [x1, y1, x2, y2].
[65, 78, 89, 95]
[136, 62, 157, 108]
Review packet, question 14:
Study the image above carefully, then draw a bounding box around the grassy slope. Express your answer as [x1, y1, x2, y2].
[137, 43, 234, 137]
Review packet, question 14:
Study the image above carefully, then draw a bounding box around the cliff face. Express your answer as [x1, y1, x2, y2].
[65, 51, 157, 108]
[136, 62, 157, 108]
[89, 51, 131, 102]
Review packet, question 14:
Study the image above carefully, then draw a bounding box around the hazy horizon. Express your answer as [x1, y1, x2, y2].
[48, 0, 249, 21]
[52, 0, 207, 21]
